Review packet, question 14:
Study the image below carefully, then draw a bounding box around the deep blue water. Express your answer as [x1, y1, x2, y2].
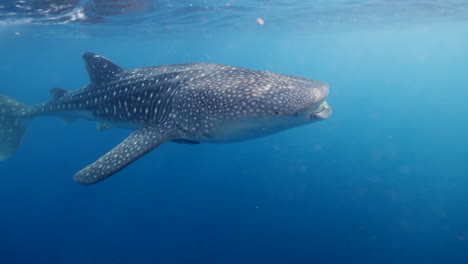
[1, 1, 468, 263]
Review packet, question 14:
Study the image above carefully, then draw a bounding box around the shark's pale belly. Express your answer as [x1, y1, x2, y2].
[185, 115, 311, 143]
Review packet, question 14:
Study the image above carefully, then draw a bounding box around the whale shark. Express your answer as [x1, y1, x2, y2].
[0, 52, 332, 185]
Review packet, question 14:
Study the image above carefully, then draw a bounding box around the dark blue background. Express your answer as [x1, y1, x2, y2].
[0, 21, 467, 263]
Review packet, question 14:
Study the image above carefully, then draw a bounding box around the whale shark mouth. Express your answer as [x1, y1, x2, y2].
[312, 101, 332, 120]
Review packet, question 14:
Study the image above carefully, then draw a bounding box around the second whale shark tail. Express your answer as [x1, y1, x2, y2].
[0, 95, 33, 161]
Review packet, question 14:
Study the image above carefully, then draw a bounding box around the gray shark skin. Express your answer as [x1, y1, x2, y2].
[0, 52, 332, 185]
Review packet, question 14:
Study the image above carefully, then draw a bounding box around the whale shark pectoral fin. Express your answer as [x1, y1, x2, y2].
[73, 123, 177, 185]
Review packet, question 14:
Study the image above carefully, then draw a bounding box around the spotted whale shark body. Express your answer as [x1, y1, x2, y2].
[0, 53, 332, 185]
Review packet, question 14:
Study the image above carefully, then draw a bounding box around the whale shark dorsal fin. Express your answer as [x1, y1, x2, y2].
[82, 52, 125, 84]
[49, 88, 68, 101]
[73, 123, 177, 185]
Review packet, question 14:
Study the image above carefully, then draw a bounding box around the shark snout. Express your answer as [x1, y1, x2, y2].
[312, 101, 332, 120]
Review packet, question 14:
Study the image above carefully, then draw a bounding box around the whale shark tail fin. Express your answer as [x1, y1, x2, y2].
[0, 94, 33, 161]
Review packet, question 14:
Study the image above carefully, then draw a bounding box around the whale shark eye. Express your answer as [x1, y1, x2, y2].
[274, 111, 279, 115]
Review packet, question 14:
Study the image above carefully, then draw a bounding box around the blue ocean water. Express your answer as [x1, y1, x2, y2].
[1, 1, 468, 263]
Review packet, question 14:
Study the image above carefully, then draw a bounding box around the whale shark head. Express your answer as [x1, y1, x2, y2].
[264, 78, 332, 122]
[178, 69, 333, 143]
[248, 77, 332, 133]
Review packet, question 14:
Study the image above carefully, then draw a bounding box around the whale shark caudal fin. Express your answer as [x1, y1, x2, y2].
[0, 95, 33, 161]
[73, 123, 177, 185]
